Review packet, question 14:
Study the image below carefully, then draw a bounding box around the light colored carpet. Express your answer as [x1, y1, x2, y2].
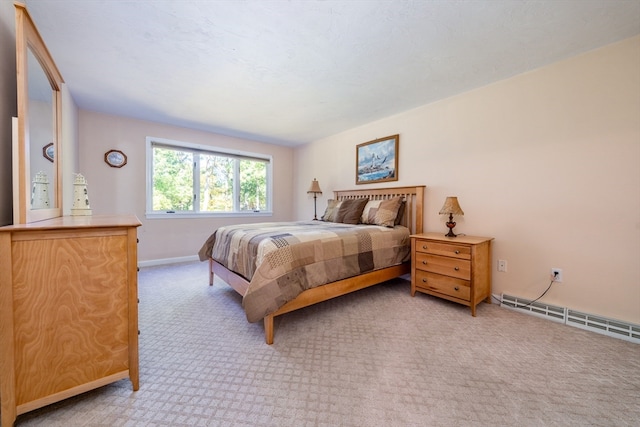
[14, 261, 640, 426]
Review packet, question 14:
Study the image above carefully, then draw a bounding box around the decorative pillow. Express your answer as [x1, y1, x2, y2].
[321, 199, 341, 222]
[394, 200, 406, 225]
[361, 196, 404, 227]
[334, 198, 369, 224]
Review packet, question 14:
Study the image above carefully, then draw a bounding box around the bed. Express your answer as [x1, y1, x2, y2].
[199, 185, 425, 344]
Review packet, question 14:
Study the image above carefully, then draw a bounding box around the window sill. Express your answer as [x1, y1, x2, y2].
[145, 211, 273, 220]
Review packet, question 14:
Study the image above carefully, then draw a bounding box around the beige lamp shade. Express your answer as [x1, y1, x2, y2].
[439, 196, 464, 216]
[307, 178, 322, 194]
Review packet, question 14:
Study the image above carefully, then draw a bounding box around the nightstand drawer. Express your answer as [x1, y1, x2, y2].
[414, 252, 471, 280]
[414, 240, 471, 260]
[415, 270, 470, 301]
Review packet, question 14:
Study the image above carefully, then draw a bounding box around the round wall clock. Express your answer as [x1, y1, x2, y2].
[104, 149, 127, 168]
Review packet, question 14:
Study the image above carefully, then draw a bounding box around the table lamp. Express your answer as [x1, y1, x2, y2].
[307, 178, 322, 220]
[439, 196, 464, 237]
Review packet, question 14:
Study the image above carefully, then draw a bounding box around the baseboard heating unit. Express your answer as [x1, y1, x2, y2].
[499, 293, 639, 344]
[500, 294, 565, 323]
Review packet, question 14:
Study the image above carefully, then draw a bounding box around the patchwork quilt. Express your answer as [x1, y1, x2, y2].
[198, 221, 410, 322]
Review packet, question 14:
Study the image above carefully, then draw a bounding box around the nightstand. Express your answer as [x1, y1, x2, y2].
[410, 232, 493, 316]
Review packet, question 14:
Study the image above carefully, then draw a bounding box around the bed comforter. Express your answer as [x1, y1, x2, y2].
[198, 221, 410, 322]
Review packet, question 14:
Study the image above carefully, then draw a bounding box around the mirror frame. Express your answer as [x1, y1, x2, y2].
[14, 3, 64, 224]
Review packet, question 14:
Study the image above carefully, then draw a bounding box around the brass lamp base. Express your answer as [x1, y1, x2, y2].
[445, 214, 458, 237]
[312, 193, 318, 220]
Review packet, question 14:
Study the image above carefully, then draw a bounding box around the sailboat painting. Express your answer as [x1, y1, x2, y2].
[356, 134, 399, 184]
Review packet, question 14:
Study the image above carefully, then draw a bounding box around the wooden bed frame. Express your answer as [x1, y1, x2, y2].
[209, 185, 425, 344]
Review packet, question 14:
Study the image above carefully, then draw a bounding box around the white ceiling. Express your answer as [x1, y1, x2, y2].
[24, 0, 640, 146]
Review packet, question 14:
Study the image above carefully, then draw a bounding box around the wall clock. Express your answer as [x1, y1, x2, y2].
[104, 149, 127, 168]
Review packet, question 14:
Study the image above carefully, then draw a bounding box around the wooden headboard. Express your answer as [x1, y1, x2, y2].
[334, 185, 425, 234]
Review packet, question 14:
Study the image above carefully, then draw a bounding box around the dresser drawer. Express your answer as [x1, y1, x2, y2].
[411, 233, 493, 316]
[414, 252, 471, 280]
[415, 270, 470, 301]
[414, 239, 471, 260]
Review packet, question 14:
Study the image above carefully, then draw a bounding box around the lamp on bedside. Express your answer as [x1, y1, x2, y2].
[307, 178, 322, 220]
[439, 196, 464, 237]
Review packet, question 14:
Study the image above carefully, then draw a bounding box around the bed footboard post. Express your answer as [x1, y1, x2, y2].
[264, 315, 274, 345]
[209, 258, 214, 286]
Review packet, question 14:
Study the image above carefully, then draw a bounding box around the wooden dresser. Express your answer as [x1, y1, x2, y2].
[410, 232, 493, 316]
[0, 215, 141, 426]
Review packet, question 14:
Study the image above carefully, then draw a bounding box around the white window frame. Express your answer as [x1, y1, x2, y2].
[145, 136, 273, 219]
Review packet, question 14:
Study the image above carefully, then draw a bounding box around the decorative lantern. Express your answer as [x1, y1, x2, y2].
[71, 173, 92, 216]
[31, 171, 50, 209]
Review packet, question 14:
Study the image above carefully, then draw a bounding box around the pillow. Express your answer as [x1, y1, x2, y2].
[321, 199, 341, 222]
[360, 196, 404, 227]
[334, 198, 369, 224]
[395, 200, 406, 225]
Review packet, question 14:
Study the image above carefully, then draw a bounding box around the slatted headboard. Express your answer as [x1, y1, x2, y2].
[334, 185, 425, 234]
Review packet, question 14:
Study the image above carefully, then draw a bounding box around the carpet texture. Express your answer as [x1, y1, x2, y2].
[14, 261, 640, 426]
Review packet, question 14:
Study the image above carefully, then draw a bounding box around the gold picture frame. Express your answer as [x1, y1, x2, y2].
[356, 134, 399, 185]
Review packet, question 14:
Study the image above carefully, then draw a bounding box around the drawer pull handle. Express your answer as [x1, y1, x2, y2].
[422, 260, 427, 265]
[454, 267, 460, 271]
[454, 250, 460, 254]
[422, 245, 427, 250]
[422, 278, 427, 283]
[454, 286, 460, 291]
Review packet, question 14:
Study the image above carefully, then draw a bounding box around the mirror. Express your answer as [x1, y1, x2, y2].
[14, 4, 64, 223]
[27, 47, 56, 210]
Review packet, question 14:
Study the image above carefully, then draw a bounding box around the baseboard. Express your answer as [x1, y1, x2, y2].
[500, 293, 565, 323]
[498, 293, 639, 344]
[138, 255, 199, 268]
[566, 309, 640, 343]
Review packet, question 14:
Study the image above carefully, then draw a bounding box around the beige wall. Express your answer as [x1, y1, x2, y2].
[294, 36, 640, 324]
[78, 111, 295, 263]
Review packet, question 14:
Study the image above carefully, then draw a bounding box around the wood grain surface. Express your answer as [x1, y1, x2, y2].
[12, 234, 129, 405]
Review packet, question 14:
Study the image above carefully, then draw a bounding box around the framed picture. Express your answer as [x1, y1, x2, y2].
[356, 134, 399, 185]
[43, 142, 54, 162]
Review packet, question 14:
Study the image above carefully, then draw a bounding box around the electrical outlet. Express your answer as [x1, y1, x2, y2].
[498, 259, 507, 272]
[551, 268, 563, 283]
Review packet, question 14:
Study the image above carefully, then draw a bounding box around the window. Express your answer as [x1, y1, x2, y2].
[146, 137, 272, 217]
